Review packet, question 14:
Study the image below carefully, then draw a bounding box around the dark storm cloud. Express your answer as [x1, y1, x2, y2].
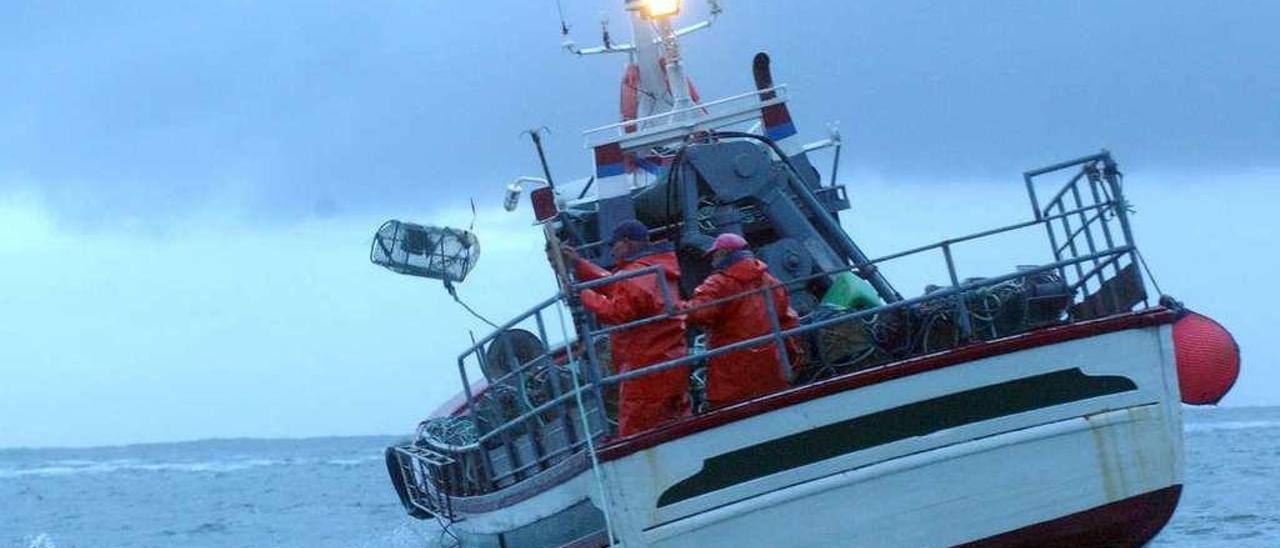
[2, 1, 1276, 224]
[715, 1, 1280, 178]
[0, 1, 599, 225]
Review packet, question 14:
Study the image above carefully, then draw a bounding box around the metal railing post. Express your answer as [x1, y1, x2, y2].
[657, 269, 676, 315]
[550, 297, 618, 542]
[1023, 173, 1043, 221]
[470, 331, 525, 486]
[1069, 178, 1105, 298]
[761, 285, 793, 380]
[1054, 197, 1089, 290]
[1030, 164, 1094, 284]
[1036, 200, 1067, 282]
[458, 355, 495, 491]
[500, 332, 548, 473]
[1085, 170, 1125, 311]
[1085, 170, 1119, 252]
[535, 309, 578, 448]
[942, 243, 974, 341]
[580, 318, 611, 437]
[1069, 183, 1102, 263]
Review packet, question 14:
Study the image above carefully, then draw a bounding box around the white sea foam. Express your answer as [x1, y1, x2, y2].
[0, 458, 288, 478]
[48, 459, 98, 467]
[324, 455, 383, 466]
[1184, 420, 1280, 433]
[0, 453, 385, 478]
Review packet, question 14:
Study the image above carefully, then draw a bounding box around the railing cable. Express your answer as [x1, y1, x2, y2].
[1134, 248, 1166, 298]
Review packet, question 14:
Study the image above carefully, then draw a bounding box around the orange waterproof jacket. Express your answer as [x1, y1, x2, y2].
[575, 246, 689, 436]
[683, 256, 801, 408]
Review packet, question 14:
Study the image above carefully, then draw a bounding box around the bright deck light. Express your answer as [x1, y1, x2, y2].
[628, 0, 681, 20]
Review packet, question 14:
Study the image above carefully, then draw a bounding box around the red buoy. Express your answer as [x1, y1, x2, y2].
[621, 63, 641, 134]
[1172, 312, 1241, 405]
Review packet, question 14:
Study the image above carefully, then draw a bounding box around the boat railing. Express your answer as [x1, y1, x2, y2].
[1024, 151, 1148, 319]
[449, 295, 610, 496]
[582, 85, 790, 151]
[592, 247, 1132, 388]
[396, 153, 1152, 506]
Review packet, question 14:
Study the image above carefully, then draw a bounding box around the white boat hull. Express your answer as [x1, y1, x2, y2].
[452, 313, 1184, 547]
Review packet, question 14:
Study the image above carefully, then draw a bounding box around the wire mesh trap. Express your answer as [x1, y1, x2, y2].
[370, 221, 481, 283]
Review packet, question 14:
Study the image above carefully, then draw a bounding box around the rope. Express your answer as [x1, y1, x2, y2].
[554, 299, 618, 545]
[434, 513, 462, 547]
[1134, 248, 1166, 298]
[444, 280, 500, 328]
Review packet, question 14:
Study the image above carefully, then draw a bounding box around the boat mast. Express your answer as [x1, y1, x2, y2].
[655, 17, 691, 117]
[563, 1, 719, 125]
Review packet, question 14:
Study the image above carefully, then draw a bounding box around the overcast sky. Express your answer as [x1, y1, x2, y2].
[1, 1, 1277, 448]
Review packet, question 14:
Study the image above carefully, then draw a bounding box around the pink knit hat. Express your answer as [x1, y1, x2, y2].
[704, 233, 748, 256]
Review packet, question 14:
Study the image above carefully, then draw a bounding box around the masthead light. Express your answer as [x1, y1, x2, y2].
[627, 0, 681, 20]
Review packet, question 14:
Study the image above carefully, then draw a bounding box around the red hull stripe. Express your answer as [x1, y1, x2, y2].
[560, 485, 1181, 548]
[959, 485, 1182, 547]
[598, 308, 1177, 462]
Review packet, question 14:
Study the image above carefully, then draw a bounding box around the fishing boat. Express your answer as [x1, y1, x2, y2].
[373, 2, 1242, 546]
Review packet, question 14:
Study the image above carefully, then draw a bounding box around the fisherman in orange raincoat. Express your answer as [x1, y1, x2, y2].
[564, 220, 690, 436]
[682, 233, 802, 408]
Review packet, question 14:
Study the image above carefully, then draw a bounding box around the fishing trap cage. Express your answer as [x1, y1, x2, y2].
[370, 220, 481, 283]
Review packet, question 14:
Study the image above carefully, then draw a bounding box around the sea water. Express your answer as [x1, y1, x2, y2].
[3, 407, 1278, 547]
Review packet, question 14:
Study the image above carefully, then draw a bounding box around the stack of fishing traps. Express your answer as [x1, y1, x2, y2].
[800, 269, 1073, 382]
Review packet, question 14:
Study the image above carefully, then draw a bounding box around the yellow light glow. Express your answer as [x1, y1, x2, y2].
[642, 0, 681, 19]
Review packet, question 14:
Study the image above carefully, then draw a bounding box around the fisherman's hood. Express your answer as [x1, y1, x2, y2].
[721, 256, 768, 283]
[622, 241, 681, 278]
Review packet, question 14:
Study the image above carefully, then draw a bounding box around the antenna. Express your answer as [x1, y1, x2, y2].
[557, 0, 722, 57]
[468, 198, 477, 232]
[600, 14, 613, 50]
[523, 127, 558, 191]
[554, 0, 570, 36]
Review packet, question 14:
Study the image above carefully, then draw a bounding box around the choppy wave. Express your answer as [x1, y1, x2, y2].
[4, 408, 1277, 548]
[1184, 420, 1280, 433]
[24, 533, 57, 548]
[0, 454, 382, 479]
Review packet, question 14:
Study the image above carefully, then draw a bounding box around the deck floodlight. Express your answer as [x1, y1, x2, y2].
[503, 177, 550, 212]
[502, 177, 559, 222]
[502, 184, 522, 212]
[627, 0, 681, 20]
